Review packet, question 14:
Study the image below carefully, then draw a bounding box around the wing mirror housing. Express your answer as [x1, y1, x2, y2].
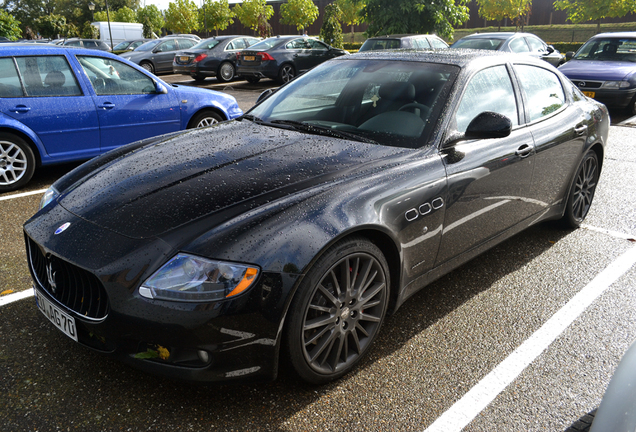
[547, 45, 555, 54]
[444, 111, 512, 147]
[154, 82, 168, 94]
[565, 51, 575, 61]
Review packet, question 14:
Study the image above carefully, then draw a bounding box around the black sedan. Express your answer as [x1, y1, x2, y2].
[451, 32, 564, 66]
[173, 35, 261, 83]
[236, 35, 348, 84]
[24, 50, 609, 385]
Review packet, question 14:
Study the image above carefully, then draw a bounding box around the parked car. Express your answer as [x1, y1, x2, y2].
[450, 32, 563, 66]
[111, 38, 150, 55]
[0, 44, 242, 191]
[236, 35, 348, 84]
[162, 33, 200, 41]
[59, 38, 112, 52]
[359, 34, 449, 51]
[558, 32, 636, 115]
[25, 49, 608, 385]
[120, 37, 198, 74]
[173, 35, 261, 82]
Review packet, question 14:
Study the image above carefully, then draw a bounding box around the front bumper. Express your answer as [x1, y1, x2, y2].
[578, 87, 636, 109]
[24, 204, 297, 383]
[237, 63, 278, 80]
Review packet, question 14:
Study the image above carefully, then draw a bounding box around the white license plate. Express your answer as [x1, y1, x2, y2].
[34, 287, 78, 342]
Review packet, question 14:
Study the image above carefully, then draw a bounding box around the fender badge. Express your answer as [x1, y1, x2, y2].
[54, 222, 71, 235]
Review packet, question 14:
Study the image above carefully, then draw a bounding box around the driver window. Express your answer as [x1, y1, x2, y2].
[509, 37, 530, 53]
[514, 64, 565, 122]
[455, 66, 519, 133]
[78, 56, 156, 96]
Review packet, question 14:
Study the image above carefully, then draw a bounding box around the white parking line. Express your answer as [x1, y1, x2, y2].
[0, 189, 47, 202]
[0, 289, 33, 306]
[424, 244, 636, 432]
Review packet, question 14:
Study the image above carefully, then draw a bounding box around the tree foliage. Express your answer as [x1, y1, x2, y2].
[477, 0, 532, 29]
[113, 6, 136, 22]
[280, 0, 319, 31]
[34, 13, 66, 38]
[0, 9, 22, 40]
[136, 4, 163, 37]
[200, 0, 234, 36]
[2, 0, 58, 35]
[337, 0, 364, 42]
[320, 2, 343, 48]
[554, 0, 636, 30]
[165, 0, 199, 33]
[233, 0, 273, 36]
[362, 0, 469, 39]
[81, 19, 98, 37]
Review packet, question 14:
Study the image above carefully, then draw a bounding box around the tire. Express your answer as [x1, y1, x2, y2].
[245, 76, 261, 84]
[562, 150, 599, 228]
[285, 237, 390, 384]
[193, 74, 206, 83]
[140, 61, 154, 74]
[188, 110, 223, 128]
[0, 132, 36, 192]
[277, 64, 295, 85]
[217, 62, 235, 83]
[630, 94, 636, 116]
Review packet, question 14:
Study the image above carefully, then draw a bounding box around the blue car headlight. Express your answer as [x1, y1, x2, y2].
[39, 186, 59, 210]
[601, 80, 631, 89]
[139, 253, 260, 302]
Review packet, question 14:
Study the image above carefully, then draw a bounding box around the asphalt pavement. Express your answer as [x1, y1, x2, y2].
[1, 77, 636, 431]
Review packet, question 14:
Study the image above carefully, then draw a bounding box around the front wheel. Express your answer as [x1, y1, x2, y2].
[188, 110, 223, 128]
[217, 62, 235, 83]
[0, 132, 36, 192]
[140, 61, 154, 74]
[562, 150, 599, 228]
[285, 237, 390, 384]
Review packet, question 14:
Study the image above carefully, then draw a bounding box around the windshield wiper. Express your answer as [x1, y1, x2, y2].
[269, 119, 377, 144]
[237, 113, 265, 123]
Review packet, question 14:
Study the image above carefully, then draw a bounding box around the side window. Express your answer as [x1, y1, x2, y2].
[415, 38, 431, 49]
[0, 58, 25, 97]
[308, 40, 328, 50]
[525, 36, 545, 53]
[158, 40, 175, 52]
[286, 39, 307, 50]
[455, 65, 519, 133]
[230, 39, 246, 50]
[178, 39, 195, 50]
[246, 38, 260, 47]
[515, 64, 566, 121]
[509, 37, 530, 53]
[429, 37, 448, 49]
[78, 56, 156, 96]
[83, 41, 98, 49]
[15, 55, 82, 97]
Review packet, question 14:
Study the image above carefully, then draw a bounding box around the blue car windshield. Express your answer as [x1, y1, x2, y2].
[574, 38, 636, 62]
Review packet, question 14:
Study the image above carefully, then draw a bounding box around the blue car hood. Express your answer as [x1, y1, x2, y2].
[559, 59, 636, 81]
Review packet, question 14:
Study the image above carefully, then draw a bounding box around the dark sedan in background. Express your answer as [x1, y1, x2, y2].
[120, 37, 197, 74]
[111, 39, 150, 55]
[25, 50, 608, 385]
[451, 32, 563, 66]
[173, 35, 261, 82]
[559, 32, 636, 115]
[236, 35, 348, 84]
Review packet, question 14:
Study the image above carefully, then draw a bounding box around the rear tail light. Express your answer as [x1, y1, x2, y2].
[258, 52, 274, 61]
[194, 53, 207, 63]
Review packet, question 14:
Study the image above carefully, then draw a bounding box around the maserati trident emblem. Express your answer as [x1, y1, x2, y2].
[46, 261, 58, 293]
[54, 222, 71, 235]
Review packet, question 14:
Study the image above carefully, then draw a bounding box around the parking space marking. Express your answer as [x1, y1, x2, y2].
[0, 189, 47, 202]
[582, 224, 636, 241]
[0, 289, 33, 306]
[424, 244, 636, 432]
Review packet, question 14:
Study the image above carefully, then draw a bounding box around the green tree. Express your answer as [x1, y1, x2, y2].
[200, 0, 234, 37]
[113, 6, 137, 22]
[337, 0, 363, 42]
[93, 10, 108, 21]
[280, 0, 319, 32]
[165, 0, 199, 33]
[477, 0, 532, 30]
[233, 0, 273, 36]
[554, 0, 636, 32]
[362, 0, 469, 40]
[34, 13, 66, 38]
[81, 19, 98, 37]
[0, 9, 22, 40]
[2, 0, 58, 36]
[320, 2, 343, 48]
[136, 5, 163, 37]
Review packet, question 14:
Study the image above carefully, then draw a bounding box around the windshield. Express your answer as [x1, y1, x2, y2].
[193, 38, 222, 50]
[113, 41, 131, 50]
[451, 38, 505, 50]
[246, 38, 283, 51]
[135, 39, 162, 51]
[249, 58, 459, 148]
[573, 37, 636, 62]
[359, 39, 401, 52]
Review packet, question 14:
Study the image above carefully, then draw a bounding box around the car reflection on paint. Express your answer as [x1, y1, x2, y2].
[24, 49, 609, 384]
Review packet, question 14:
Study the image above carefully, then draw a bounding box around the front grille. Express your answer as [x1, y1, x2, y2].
[26, 236, 109, 319]
[575, 81, 602, 89]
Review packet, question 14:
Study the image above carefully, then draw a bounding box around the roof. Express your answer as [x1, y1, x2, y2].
[591, 32, 636, 39]
[340, 48, 517, 68]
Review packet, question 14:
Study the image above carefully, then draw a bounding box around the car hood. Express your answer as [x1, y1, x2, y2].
[559, 59, 636, 81]
[57, 121, 406, 239]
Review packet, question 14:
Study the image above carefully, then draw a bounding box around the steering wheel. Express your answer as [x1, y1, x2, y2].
[398, 102, 430, 114]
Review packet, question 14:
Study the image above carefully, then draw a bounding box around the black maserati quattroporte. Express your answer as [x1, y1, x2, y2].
[24, 50, 609, 384]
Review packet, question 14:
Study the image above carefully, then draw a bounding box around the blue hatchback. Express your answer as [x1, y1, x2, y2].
[0, 44, 242, 192]
[559, 32, 636, 114]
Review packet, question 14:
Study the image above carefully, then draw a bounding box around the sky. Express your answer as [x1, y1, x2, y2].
[142, 0, 243, 13]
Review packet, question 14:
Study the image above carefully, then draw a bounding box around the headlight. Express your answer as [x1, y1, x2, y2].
[139, 253, 260, 302]
[601, 80, 631, 89]
[39, 186, 59, 209]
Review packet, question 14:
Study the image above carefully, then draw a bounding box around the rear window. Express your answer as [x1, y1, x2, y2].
[193, 39, 222, 50]
[246, 38, 283, 51]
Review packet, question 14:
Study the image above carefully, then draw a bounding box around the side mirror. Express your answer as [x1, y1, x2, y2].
[154, 82, 168, 94]
[547, 45, 555, 54]
[256, 88, 276, 103]
[444, 111, 512, 147]
[565, 51, 574, 61]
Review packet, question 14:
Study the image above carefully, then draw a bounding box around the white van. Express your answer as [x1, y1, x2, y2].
[91, 22, 144, 47]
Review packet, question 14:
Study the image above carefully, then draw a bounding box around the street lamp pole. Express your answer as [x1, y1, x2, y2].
[88, 2, 95, 22]
[105, 0, 114, 50]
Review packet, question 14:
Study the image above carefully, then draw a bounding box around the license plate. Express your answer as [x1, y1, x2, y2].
[180, 56, 189, 62]
[34, 287, 78, 342]
[244, 56, 255, 61]
[582, 91, 595, 98]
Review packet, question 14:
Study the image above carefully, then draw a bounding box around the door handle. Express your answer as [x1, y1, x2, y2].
[574, 124, 587, 136]
[515, 144, 533, 158]
[98, 102, 115, 110]
[10, 105, 31, 113]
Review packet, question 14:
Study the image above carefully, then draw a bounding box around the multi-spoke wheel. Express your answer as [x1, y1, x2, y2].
[563, 149, 599, 228]
[277, 64, 295, 84]
[217, 62, 235, 83]
[286, 238, 389, 384]
[0, 133, 36, 192]
[188, 110, 223, 128]
[140, 61, 154, 74]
